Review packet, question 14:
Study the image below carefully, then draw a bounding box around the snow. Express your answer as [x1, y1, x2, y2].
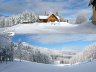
[56, 16, 60, 19]
[0, 28, 5, 34]
[0, 60, 96, 72]
[39, 14, 60, 20]
[39, 16, 48, 19]
[54, 61, 60, 64]
[0, 21, 96, 34]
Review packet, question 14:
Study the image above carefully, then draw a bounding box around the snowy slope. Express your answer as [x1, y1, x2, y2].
[1, 21, 96, 34]
[0, 60, 96, 72]
[5, 22, 75, 34]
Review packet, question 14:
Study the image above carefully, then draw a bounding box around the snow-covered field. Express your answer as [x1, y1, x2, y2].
[0, 60, 96, 72]
[0, 22, 96, 34]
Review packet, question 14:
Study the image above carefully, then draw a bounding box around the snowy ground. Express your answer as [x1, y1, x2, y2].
[0, 22, 96, 34]
[0, 59, 96, 72]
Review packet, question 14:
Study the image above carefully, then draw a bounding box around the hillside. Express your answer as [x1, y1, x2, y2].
[0, 60, 96, 72]
[20, 42, 76, 56]
[0, 21, 96, 34]
[14, 42, 76, 64]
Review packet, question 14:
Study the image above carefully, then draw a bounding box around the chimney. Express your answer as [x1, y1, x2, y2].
[56, 12, 58, 16]
[45, 11, 47, 15]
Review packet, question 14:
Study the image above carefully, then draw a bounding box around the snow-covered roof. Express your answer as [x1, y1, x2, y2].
[39, 14, 60, 20]
[56, 16, 60, 20]
[39, 16, 48, 19]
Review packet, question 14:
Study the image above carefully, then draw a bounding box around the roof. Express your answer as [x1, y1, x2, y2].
[39, 16, 48, 19]
[39, 14, 60, 20]
[56, 16, 60, 20]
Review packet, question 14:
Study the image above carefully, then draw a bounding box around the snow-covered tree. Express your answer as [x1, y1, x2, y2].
[14, 42, 52, 64]
[0, 35, 14, 63]
[70, 52, 84, 64]
[75, 14, 88, 24]
[70, 43, 96, 64]
[0, 16, 5, 27]
[20, 11, 38, 23]
[0, 11, 38, 28]
[16, 41, 23, 62]
[31, 50, 52, 64]
[83, 43, 96, 61]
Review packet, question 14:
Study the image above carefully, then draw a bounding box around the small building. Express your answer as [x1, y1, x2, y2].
[39, 14, 60, 23]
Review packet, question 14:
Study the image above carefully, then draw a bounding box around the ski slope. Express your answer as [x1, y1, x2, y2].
[0, 21, 96, 34]
[0, 60, 96, 72]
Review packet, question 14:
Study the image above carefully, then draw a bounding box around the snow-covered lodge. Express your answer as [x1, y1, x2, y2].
[39, 13, 64, 23]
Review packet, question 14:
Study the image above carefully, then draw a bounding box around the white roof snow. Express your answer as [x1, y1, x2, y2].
[56, 16, 60, 20]
[39, 14, 60, 20]
[39, 16, 48, 19]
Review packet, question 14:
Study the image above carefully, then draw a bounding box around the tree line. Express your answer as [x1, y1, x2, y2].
[0, 11, 38, 28]
[70, 43, 96, 64]
[1, 34, 96, 64]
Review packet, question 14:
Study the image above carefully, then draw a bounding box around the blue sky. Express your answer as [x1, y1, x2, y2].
[12, 34, 96, 51]
[0, 0, 92, 19]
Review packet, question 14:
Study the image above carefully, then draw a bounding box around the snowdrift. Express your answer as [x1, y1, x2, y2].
[0, 60, 96, 72]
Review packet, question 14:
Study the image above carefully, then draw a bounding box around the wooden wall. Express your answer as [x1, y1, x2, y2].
[47, 14, 59, 22]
